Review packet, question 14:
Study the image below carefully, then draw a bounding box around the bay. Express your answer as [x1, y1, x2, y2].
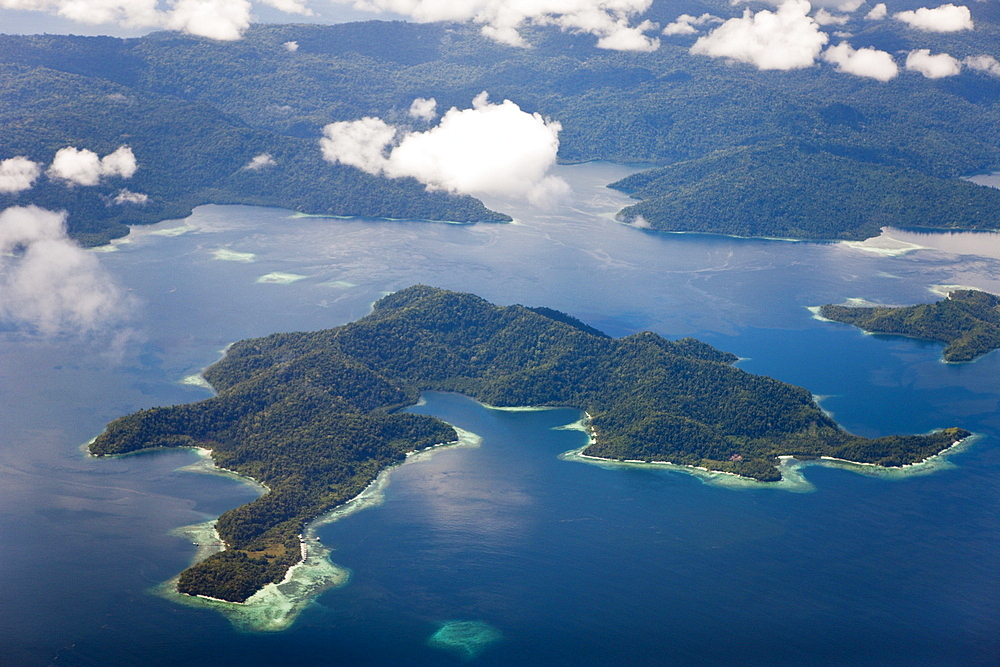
[0, 162, 997, 664]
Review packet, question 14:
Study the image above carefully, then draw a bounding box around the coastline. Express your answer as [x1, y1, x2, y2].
[155, 425, 482, 632]
[558, 413, 976, 492]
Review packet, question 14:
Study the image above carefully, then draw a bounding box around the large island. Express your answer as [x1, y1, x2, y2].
[91, 286, 968, 602]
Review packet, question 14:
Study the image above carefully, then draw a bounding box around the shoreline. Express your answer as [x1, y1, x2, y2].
[558, 413, 977, 492]
[154, 425, 482, 632]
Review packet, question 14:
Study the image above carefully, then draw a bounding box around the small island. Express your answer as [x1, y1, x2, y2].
[91, 286, 969, 603]
[820, 289, 1000, 362]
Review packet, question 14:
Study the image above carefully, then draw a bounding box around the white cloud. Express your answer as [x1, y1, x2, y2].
[408, 97, 437, 122]
[823, 42, 898, 80]
[164, 0, 250, 40]
[259, 0, 311, 15]
[965, 55, 1000, 76]
[813, 8, 849, 25]
[833, 0, 864, 11]
[320, 116, 397, 175]
[895, 4, 973, 32]
[905, 49, 962, 77]
[321, 93, 569, 207]
[338, 0, 661, 51]
[0, 157, 42, 194]
[46, 146, 137, 186]
[866, 2, 887, 19]
[0, 0, 289, 40]
[0, 206, 129, 335]
[113, 189, 149, 204]
[282, 40, 299, 52]
[662, 13, 721, 36]
[244, 153, 277, 170]
[690, 0, 829, 71]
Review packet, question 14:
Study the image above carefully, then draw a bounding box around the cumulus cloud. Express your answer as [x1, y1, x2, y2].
[338, 0, 661, 51]
[321, 93, 569, 207]
[0, 157, 42, 194]
[113, 189, 149, 204]
[321, 116, 398, 175]
[259, 0, 311, 15]
[244, 153, 277, 170]
[408, 97, 437, 122]
[46, 146, 137, 186]
[690, 0, 828, 71]
[282, 40, 299, 52]
[895, 3, 973, 32]
[0, 206, 129, 335]
[965, 55, 1000, 76]
[866, 2, 887, 19]
[662, 13, 721, 36]
[0, 0, 295, 40]
[813, 8, 849, 25]
[905, 49, 962, 77]
[822, 41, 898, 80]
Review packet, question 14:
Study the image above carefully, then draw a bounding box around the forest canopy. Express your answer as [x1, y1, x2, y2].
[91, 286, 969, 602]
[821, 289, 1000, 362]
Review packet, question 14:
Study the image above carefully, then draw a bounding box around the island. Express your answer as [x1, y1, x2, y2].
[820, 289, 1000, 362]
[4, 16, 1000, 244]
[90, 286, 969, 603]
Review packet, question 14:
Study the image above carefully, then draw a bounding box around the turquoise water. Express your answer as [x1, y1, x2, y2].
[0, 162, 997, 664]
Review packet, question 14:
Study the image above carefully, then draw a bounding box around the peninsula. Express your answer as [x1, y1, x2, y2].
[820, 289, 1000, 362]
[91, 286, 968, 602]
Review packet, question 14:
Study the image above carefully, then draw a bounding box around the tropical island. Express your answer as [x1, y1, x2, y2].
[90, 285, 969, 603]
[820, 289, 1000, 362]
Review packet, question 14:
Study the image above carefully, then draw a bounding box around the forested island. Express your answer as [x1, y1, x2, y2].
[91, 286, 969, 602]
[3, 2, 1000, 243]
[820, 289, 1000, 362]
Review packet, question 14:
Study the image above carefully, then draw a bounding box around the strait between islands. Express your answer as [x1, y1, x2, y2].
[90, 285, 969, 604]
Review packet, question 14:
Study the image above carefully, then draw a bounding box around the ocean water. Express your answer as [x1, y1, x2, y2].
[0, 162, 997, 665]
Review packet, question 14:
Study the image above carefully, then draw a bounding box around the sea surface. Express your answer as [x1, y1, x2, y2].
[1, 162, 998, 665]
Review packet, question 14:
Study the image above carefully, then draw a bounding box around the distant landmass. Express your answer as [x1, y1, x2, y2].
[90, 286, 969, 602]
[820, 289, 1000, 362]
[3, 9, 1000, 243]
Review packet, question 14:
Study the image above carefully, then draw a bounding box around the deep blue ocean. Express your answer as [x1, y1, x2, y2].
[0, 163, 997, 665]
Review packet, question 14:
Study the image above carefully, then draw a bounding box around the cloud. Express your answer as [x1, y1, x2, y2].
[822, 42, 899, 80]
[339, 0, 661, 51]
[690, 0, 828, 71]
[282, 40, 299, 52]
[0, 206, 129, 335]
[894, 4, 973, 32]
[259, 0, 311, 15]
[46, 146, 137, 186]
[113, 189, 149, 204]
[244, 153, 277, 170]
[0, 157, 42, 194]
[320, 116, 398, 174]
[813, 8, 849, 25]
[321, 93, 569, 207]
[965, 55, 1000, 76]
[408, 97, 437, 122]
[0, 0, 296, 40]
[866, 2, 887, 19]
[905, 49, 962, 77]
[662, 13, 721, 36]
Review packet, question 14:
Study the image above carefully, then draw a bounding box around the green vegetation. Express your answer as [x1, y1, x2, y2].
[91, 286, 970, 601]
[611, 144, 1000, 241]
[3, 4, 1000, 243]
[821, 289, 1000, 362]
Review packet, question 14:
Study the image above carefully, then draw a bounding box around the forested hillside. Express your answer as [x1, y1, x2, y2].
[3, 0, 1000, 242]
[91, 286, 968, 601]
[821, 289, 1000, 361]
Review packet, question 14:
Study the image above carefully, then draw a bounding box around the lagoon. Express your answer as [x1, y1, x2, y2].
[0, 162, 997, 664]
